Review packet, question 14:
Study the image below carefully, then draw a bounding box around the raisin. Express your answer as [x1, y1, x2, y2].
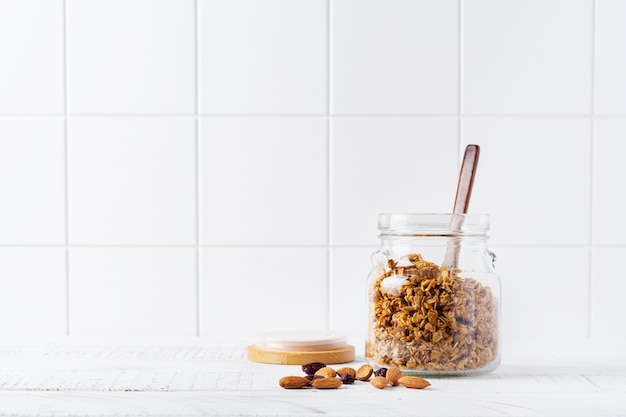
[374, 367, 388, 377]
[302, 362, 326, 375]
[339, 372, 355, 384]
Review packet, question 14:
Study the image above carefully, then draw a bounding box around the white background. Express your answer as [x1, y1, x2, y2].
[1, 0, 624, 343]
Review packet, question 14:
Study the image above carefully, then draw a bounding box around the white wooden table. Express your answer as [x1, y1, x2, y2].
[0, 338, 625, 416]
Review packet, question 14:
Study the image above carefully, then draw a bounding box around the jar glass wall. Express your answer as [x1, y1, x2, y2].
[365, 213, 501, 376]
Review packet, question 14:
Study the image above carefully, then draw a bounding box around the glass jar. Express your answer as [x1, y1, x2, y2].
[365, 213, 500, 376]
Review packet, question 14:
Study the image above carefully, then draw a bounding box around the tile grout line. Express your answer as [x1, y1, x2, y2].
[62, 0, 71, 337]
[4, 113, 626, 118]
[588, 0, 597, 340]
[326, 0, 332, 331]
[5, 243, 618, 249]
[458, 0, 464, 165]
[194, 0, 201, 338]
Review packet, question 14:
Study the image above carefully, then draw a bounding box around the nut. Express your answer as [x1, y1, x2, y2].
[336, 367, 356, 378]
[386, 367, 404, 386]
[314, 367, 337, 378]
[278, 376, 311, 389]
[356, 364, 374, 381]
[398, 376, 431, 389]
[311, 377, 342, 389]
[370, 376, 389, 389]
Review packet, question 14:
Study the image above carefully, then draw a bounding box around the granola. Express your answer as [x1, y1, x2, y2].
[366, 253, 498, 373]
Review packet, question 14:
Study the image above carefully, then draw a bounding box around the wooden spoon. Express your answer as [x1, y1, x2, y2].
[443, 144, 480, 271]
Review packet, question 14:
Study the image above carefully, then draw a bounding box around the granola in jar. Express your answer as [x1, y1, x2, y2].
[366, 214, 500, 376]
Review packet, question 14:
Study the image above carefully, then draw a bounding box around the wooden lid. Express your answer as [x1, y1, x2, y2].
[247, 331, 355, 365]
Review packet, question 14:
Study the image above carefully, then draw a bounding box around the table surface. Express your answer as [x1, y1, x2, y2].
[0, 337, 625, 417]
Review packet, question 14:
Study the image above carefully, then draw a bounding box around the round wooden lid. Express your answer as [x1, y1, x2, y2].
[247, 331, 355, 365]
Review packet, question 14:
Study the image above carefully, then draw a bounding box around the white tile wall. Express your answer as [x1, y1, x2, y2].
[66, 0, 195, 114]
[68, 117, 196, 245]
[329, 247, 375, 336]
[198, 0, 327, 114]
[0, 0, 64, 114]
[0, 118, 66, 245]
[463, 0, 593, 115]
[199, 117, 327, 246]
[594, 0, 626, 114]
[331, 117, 458, 246]
[592, 118, 626, 245]
[69, 248, 197, 336]
[590, 248, 626, 338]
[1, 0, 624, 343]
[200, 248, 328, 337]
[332, 0, 458, 114]
[0, 248, 66, 336]
[462, 117, 592, 246]
[496, 247, 590, 340]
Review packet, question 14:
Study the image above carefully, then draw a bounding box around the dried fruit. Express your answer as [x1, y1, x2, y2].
[398, 376, 431, 389]
[339, 372, 355, 384]
[386, 367, 404, 386]
[304, 374, 324, 381]
[374, 367, 388, 377]
[356, 364, 373, 381]
[336, 367, 356, 378]
[278, 376, 311, 389]
[370, 376, 389, 389]
[311, 377, 342, 389]
[302, 362, 326, 375]
[314, 367, 337, 378]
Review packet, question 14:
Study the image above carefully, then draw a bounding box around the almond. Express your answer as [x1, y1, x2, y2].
[370, 376, 389, 389]
[278, 376, 311, 389]
[355, 364, 373, 381]
[398, 376, 431, 389]
[314, 367, 337, 378]
[311, 377, 342, 389]
[386, 367, 404, 386]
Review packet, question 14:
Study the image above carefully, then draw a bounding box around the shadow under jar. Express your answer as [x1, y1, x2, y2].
[366, 213, 501, 376]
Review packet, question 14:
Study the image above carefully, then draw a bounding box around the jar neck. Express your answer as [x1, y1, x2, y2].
[378, 213, 490, 240]
[379, 234, 488, 246]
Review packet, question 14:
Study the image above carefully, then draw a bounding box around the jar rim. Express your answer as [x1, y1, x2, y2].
[378, 213, 490, 235]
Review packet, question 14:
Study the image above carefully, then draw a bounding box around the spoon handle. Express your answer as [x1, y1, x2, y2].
[443, 144, 480, 270]
[453, 144, 480, 215]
